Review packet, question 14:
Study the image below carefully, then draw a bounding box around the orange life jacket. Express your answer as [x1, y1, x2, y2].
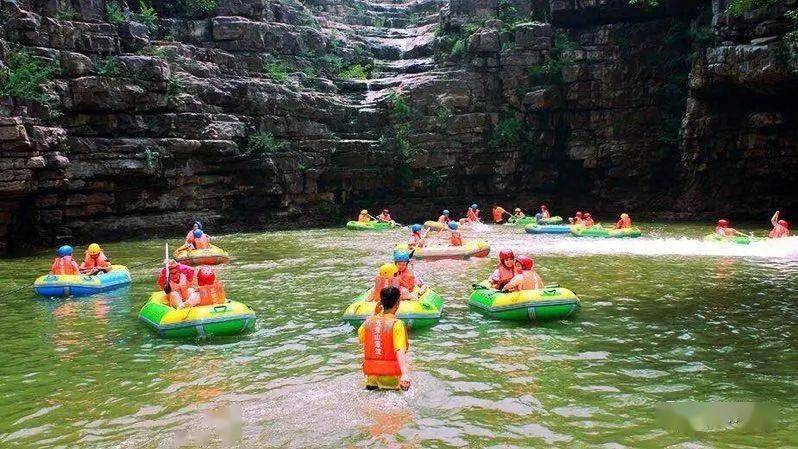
[194, 234, 210, 249]
[362, 315, 407, 377]
[51, 256, 79, 275]
[378, 213, 391, 222]
[438, 215, 449, 223]
[82, 251, 110, 270]
[169, 273, 190, 300]
[396, 269, 416, 292]
[492, 207, 505, 223]
[490, 264, 515, 288]
[185, 230, 196, 244]
[370, 275, 400, 301]
[584, 218, 595, 227]
[770, 225, 789, 238]
[358, 213, 371, 223]
[197, 282, 226, 306]
[574, 217, 584, 225]
[467, 209, 479, 222]
[450, 231, 462, 246]
[616, 217, 632, 229]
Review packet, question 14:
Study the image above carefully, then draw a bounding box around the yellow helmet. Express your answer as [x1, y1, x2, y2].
[88, 243, 101, 255]
[361, 209, 368, 215]
[514, 208, 521, 212]
[379, 263, 398, 279]
[621, 213, 629, 219]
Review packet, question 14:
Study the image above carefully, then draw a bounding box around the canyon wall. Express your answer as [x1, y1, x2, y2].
[0, 0, 795, 252]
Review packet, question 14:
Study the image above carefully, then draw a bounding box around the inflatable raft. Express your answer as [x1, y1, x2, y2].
[342, 287, 444, 330]
[504, 216, 536, 227]
[174, 245, 229, 266]
[506, 216, 564, 226]
[703, 234, 753, 245]
[34, 265, 132, 297]
[468, 281, 581, 322]
[346, 220, 396, 231]
[423, 220, 444, 230]
[138, 291, 255, 338]
[525, 223, 573, 234]
[397, 239, 490, 260]
[571, 225, 642, 238]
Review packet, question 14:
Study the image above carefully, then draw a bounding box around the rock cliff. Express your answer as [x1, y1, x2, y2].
[0, 0, 795, 252]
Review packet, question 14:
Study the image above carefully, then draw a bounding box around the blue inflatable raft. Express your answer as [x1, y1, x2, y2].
[34, 265, 132, 297]
[525, 224, 573, 234]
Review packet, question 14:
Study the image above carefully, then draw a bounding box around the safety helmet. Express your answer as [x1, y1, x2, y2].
[541, 204, 547, 210]
[514, 208, 521, 213]
[576, 211, 583, 217]
[383, 209, 389, 213]
[87, 243, 101, 255]
[443, 210, 450, 215]
[393, 251, 411, 263]
[718, 219, 728, 227]
[379, 263, 398, 279]
[620, 213, 629, 219]
[448, 221, 459, 230]
[197, 266, 216, 284]
[499, 249, 514, 261]
[585, 212, 592, 218]
[470, 203, 478, 210]
[411, 224, 422, 233]
[57, 245, 73, 257]
[193, 221, 202, 229]
[361, 209, 368, 215]
[193, 229, 204, 238]
[517, 255, 534, 270]
[778, 219, 789, 228]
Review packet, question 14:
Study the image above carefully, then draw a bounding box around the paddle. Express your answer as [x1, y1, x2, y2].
[163, 243, 171, 295]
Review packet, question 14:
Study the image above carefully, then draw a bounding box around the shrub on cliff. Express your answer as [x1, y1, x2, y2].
[339, 64, 371, 80]
[178, 0, 218, 18]
[490, 118, 521, 148]
[106, 1, 125, 25]
[0, 49, 59, 107]
[246, 132, 287, 156]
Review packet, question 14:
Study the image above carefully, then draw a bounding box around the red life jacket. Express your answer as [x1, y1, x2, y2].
[492, 207, 505, 223]
[51, 257, 78, 275]
[467, 209, 479, 222]
[770, 225, 789, 238]
[197, 282, 226, 306]
[362, 315, 407, 376]
[194, 234, 210, 249]
[396, 268, 416, 291]
[451, 231, 462, 246]
[438, 215, 450, 223]
[616, 217, 632, 229]
[82, 251, 110, 270]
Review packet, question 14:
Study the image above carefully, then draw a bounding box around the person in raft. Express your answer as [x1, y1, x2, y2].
[369, 263, 399, 302]
[158, 259, 199, 308]
[188, 229, 211, 250]
[583, 212, 595, 227]
[615, 213, 632, 229]
[503, 255, 544, 292]
[377, 209, 393, 223]
[394, 251, 426, 300]
[446, 221, 463, 246]
[715, 219, 747, 237]
[185, 221, 202, 246]
[50, 245, 80, 275]
[438, 209, 451, 224]
[512, 208, 526, 221]
[358, 209, 373, 223]
[409, 224, 426, 249]
[359, 286, 412, 391]
[569, 211, 584, 225]
[539, 204, 551, 219]
[79, 243, 112, 275]
[770, 211, 790, 238]
[466, 203, 481, 222]
[492, 205, 509, 223]
[490, 249, 516, 290]
[196, 266, 226, 306]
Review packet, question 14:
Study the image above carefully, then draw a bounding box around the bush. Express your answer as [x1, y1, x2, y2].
[264, 61, 292, 81]
[246, 132, 285, 156]
[435, 105, 452, 129]
[387, 92, 410, 120]
[93, 57, 120, 76]
[135, 0, 158, 33]
[55, 8, 77, 20]
[490, 118, 521, 148]
[106, 1, 126, 25]
[527, 32, 578, 85]
[497, 0, 520, 27]
[166, 75, 183, 99]
[451, 39, 466, 58]
[178, 0, 218, 17]
[0, 50, 59, 105]
[339, 64, 370, 80]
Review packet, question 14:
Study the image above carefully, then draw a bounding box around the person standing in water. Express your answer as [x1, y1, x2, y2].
[359, 286, 412, 391]
[770, 211, 790, 238]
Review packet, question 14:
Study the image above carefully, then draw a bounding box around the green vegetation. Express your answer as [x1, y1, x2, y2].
[264, 61, 293, 81]
[450, 39, 466, 58]
[373, 16, 386, 28]
[166, 74, 183, 99]
[246, 132, 286, 156]
[497, 0, 521, 28]
[435, 105, 452, 130]
[339, 64, 371, 80]
[178, 0, 217, 17]
[135, 0, 158, 33]
[435, 22, 480, 61]
[527, 32, 578, 85]
[55, 7, 77, 20]
[143, 146, 170, 169]
[106, 1, 126, 25]
[380, 93, 421, 187]
[490, 118, 521, 148]
[0, 49, 59, 106]
[93, 56, 120, 76]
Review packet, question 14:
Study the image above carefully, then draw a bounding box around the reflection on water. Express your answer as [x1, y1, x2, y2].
[0, 223, 796, 448]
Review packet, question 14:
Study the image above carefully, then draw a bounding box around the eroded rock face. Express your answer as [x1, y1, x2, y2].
[0, 0, 796, 252]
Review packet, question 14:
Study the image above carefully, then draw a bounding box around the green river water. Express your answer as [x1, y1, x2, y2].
[0, 222, 796, 448]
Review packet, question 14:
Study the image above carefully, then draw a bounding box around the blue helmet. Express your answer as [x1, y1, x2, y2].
[442, 210, 450, 216]
[470, 203, 478, 210]
[57, 245, 73, 257]
[193, 229, 204, 238]
[194, 220, 202, 229]
[393, 251, 411, 263]
[411, 224, 422, 233]
[535, 213, 543, 220]
[448, 221, 459, 230]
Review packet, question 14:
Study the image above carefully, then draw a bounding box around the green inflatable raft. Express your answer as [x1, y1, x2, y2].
[505, 216, 564, 226]
[703, 233, 754, 245]
[346, 220, 397, 231]
[570, 225, 642, 238]
[139, 292, 256, 338]
[468, 281, 580, 322]
[342, 287, 444, 330]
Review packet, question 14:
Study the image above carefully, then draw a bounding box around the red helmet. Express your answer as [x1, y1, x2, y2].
[585, 212, 592, 217]
[778, 219, 788, 228]
[575, 211, 583, 217]
[517, 255, 534, 270]
[383, 209, 389, 213]
[499, 249, 515, 261]
[197, 266, 216, 285]
[718, 219, 729, 227]
[540, 204, 547, 210]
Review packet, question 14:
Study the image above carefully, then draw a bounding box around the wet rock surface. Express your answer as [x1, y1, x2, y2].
[0, 0, 796, 252]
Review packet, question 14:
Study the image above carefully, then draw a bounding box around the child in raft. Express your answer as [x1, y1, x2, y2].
[188, 229, 211, 250]
[460, 204, 480, 224]
[358, 209, 372, 223]
[377, 209, 392, 223]
[512, 208, 525, 221]
[569, 211, 584, 225]
[359, 286, 412, 391]
[158, 259, 199, 308]
[492, 205, 508, 223]
[369, 263, 399, 302]
[446, 221, 463, 246]
[408, 224, 426, 249]
[715, 219, 747, 237]
[394, 251, 426, 299]
[770, 211, 790, 238]
[79, 243, 112, 275]
[503, 255, 544, 292]
[583, 212, 595, 227]
[438, 210, 451, 224]
[185, 221, 202, 245]
[539, 204, 551, 219]
[50, 245, 80, 275]
[196, 266, 226, 306]
[490, 249, 516, 290]
[615, 213, 632, 229]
